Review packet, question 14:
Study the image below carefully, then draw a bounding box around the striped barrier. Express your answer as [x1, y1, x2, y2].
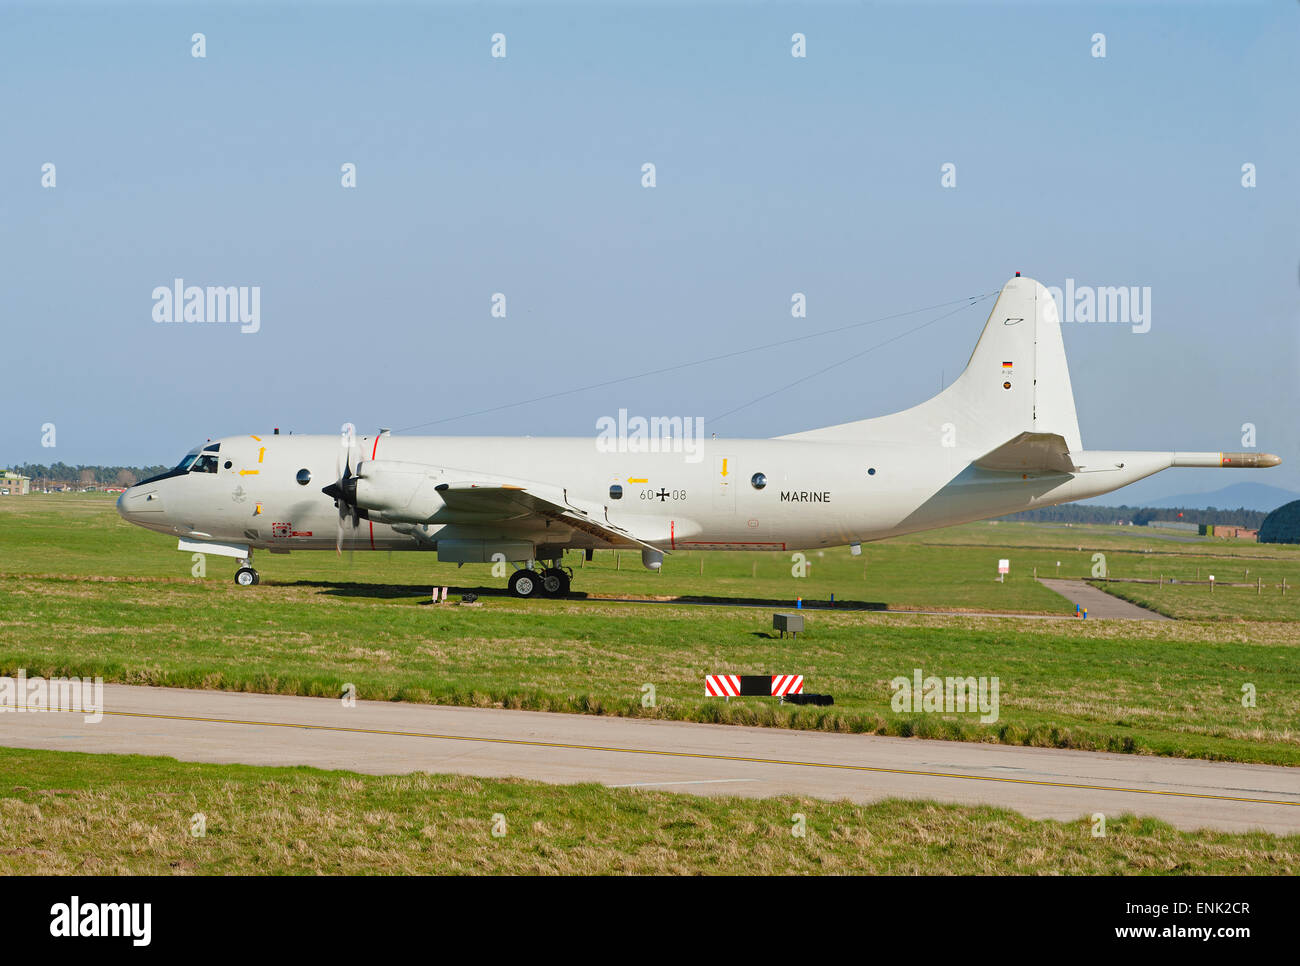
[706, 675, 804, 697]
[705, 674, 741, 697]
[771, 674, 803, 696]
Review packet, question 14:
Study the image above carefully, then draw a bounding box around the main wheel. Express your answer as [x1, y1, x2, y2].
[235, 567, 258, 587]
[539, 568, 571, 598]
[509, 569, 539, 598]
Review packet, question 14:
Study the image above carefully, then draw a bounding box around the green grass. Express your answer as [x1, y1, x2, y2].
[4, 572, 1299, 764]
[2, 495, 1298, 765]
[1, 746, 1294, 874]
[1092, 578, 1300, 621]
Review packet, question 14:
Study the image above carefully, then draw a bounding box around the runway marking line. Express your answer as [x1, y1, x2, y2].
[64, 709, 1300, 809]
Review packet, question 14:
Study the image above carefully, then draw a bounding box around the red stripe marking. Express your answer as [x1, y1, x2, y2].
[670, 520, 675, 550]
[369, 435, 381, 550]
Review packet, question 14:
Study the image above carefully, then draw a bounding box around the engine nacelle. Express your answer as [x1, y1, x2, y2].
[351, 460, 447, 524]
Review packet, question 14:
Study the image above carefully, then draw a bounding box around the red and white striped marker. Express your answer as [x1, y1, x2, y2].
[770, 674, 803, 696]
[705, 674, 741, 697]
[705, 674, 805, 696]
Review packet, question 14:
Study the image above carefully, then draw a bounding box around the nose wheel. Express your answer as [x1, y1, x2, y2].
[235, 566, 260, 586]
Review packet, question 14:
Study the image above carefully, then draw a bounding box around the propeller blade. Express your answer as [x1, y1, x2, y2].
[332, 423, 359, 556]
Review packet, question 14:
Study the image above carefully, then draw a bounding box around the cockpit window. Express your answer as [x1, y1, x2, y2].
[202, 443, 220, 453]
[191, 454, 219, 474]
[137, 444, 207, 486]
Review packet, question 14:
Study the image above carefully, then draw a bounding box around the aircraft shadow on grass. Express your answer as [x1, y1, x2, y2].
[284, 579, 890, 611]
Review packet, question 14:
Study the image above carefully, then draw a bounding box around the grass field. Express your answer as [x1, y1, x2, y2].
[6, 495, 1300, 618]
[1, 495, 1298, 765]
[2, 746, 1295, 875]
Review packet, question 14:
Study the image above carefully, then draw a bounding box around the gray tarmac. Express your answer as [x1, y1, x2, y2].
[4, 683, 1296, 833]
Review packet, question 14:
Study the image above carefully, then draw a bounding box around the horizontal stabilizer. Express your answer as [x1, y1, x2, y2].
[974, 431, 1078, 474]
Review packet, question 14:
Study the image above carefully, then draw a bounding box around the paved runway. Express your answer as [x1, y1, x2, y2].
[3, 684, 1296, 833]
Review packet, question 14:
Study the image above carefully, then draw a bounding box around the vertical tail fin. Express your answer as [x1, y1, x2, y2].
[781, 275, 1082, 453]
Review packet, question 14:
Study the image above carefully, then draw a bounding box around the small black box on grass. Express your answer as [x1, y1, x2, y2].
[773, 612, 804, 638]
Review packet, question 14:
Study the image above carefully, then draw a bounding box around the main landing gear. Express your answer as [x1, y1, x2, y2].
[509, 564, 571, 599]
[234, 554, 260, 586]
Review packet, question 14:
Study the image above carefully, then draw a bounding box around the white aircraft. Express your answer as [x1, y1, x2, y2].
[118, 274, 1280, 595]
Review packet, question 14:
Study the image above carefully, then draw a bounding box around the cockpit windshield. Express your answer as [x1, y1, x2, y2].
[137, 443, 219, 486]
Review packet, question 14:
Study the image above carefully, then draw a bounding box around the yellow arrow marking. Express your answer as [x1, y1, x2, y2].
[721, 459, 729, 477]
[239, 470, 260, 476]
[257, 447, 265, 463]
[628, 477, 648, 483]
[250, 435, 262, 442]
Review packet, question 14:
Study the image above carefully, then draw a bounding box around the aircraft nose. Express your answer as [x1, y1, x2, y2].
[117, 485, 164, 520]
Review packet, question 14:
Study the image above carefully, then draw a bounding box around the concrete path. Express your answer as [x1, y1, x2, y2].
[3, 683, 1295, 833]
[1037, 578, 1171, 620]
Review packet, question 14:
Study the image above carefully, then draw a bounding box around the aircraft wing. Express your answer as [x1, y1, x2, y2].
[434, 482, 666, 553]
[973, 431, 1079, 474]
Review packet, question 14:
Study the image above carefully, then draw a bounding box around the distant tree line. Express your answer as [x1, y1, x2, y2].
[5, 463, 169, 487]
[1000, 504, 1267, 528]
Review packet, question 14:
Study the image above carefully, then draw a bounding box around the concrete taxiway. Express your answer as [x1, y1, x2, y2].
[3, 684, 1296, 833]
[1037, 577, 1170, 620]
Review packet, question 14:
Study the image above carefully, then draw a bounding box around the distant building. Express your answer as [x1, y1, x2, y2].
[1146, 520, 1198, 532]
[0, 472, 31, 496]
[1258, 501, 1300, 544]
[1209, 525, 1259, 540]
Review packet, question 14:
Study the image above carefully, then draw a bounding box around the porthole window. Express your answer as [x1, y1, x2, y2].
[296, 468, 312, 486]
[223, 460, 232, 470]
[868, 467, 876, 476]
[609, 484, 623, 500]
[751, 472, 767, 490]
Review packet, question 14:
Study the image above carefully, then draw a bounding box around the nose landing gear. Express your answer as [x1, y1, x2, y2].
[234, 554, 260, 586]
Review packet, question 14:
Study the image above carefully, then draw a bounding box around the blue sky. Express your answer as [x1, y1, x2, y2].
[3, 1, 1297, 501]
